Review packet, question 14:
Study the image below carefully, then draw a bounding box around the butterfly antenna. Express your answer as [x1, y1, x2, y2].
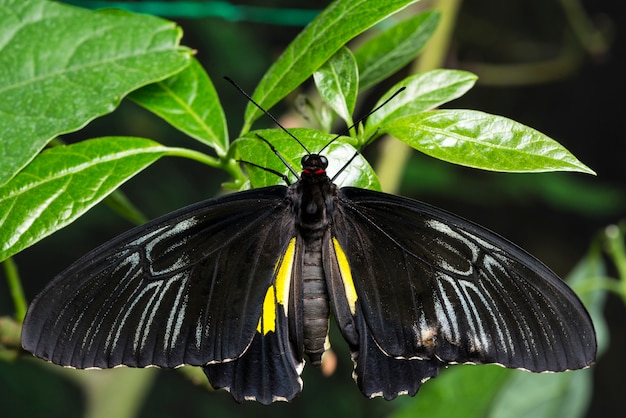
[319, 86, 406, 154]
[255, 133, 301, 179]
[224, 76, 311, 154]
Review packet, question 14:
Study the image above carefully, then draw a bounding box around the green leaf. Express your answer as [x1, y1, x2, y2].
[0, 137, 170, 262]
[384, 109, 596, 174]
[354, 10, 440, 90]
[241, 0, 421, 132]
[365, 69, 477, 135]
[313, 47, 359, 126]
[390, 365, 512, 418]
[0, 0, 191, 185]
[233, 128, 380, 190]
[568, 254, 609, 356]
[487, 369, 593, 418]
[130, 57, 229, 156]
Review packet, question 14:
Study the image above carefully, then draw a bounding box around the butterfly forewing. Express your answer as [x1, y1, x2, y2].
[22, 186, 295, 369]
[332, 187, 596, 373]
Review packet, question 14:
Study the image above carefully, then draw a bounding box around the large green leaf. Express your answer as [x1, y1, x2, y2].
[0, 137, 171, 262]
[313, 46, 359, 127]
[241, 0, 421, 132]
[354, 10, 440, 90]
[130, 58, 228, 156]
[0, 0, 191, 185]
[233, 128, 380, 190]
[384, 109, 596, 174]
[365, 69, 477, 135]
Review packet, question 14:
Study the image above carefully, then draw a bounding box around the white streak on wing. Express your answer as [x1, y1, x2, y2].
[429, 219, 515, 356]
[426, 219, 480, 275]
[433, 289, 454, 343]
[108, 282, 156, 353]
[80, 253, 140, 352]
[195, 316, 203, 350]
[464, 280, 508, 353]
[144, 217, 197, 275]
[139, 276, 183, 351]
[101, 254, 144, 352]
[438, 239, 473, 275]
[437, 274, 482, 351]
[468, 233, 500, 252]
[164, 274, 190, 351]
[127, 226, 170, 246]
[479, 256, 516, 356]
[459, 280, 491, 353]
[134, 281, 164, 352]
[436, 276, 462, 344]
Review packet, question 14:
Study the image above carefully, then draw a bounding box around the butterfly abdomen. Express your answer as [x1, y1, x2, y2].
[301, 232, 330, 366]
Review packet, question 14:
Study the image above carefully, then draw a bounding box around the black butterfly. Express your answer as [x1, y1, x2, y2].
[22, 144, 596, 404]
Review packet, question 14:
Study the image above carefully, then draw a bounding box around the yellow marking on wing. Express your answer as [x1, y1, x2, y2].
[257, 238, 296, 334]
[275, 238, 296, 306]
[257, 286, 276, 334]
[333, 237, 357, 314]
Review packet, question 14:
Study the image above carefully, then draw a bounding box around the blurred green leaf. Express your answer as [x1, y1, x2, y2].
[389, 365, 511, 418]
[384, 109, 596, 174]
[234, 128, 380, 190]
[241, 0, 422, 132]
[0, 137, 170, 261]
[0, 0, 191, 185]
[314, 46, 359, 127]
[488, 364, 593, 418]
[354, 10, 440, 90]
[130, 58, 229, 156]
[365, 69, 477, 135]
[568, 253, 609, 357]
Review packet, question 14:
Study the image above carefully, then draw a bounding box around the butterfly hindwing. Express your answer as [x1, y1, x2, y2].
[323, 228, 443, 400]
[352, 312, 444, 400]
[21, 186, 296, 370]
[204, 236, 306, 404]
[330, 187, 595, 387]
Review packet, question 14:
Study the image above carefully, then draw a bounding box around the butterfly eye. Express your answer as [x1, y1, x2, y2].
[301, 155, 310, 167]
[319, 155, 328, 169]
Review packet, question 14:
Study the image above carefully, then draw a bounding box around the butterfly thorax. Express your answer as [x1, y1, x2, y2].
[289, 154, 338, 232]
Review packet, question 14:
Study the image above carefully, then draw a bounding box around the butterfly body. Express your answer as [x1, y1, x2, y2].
[22, 151, 596, 405]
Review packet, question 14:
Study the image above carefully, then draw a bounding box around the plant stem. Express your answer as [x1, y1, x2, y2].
[165, 147, 247, 188]
[604, 224, 626, 304]
[375, 0, 462, 193]
[3, 257, 28, 322]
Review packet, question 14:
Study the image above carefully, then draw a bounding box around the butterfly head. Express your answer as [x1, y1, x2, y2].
[301, 154, 328, 177]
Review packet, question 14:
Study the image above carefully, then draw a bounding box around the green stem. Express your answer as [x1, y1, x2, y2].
[375, 0, 462, 193]
[604, 224, 626, 303]
[576, 275, 622, 298]
[3, 257, 28, 322]
[165, 147, 247, 188]
[558, 0, 610, 56]
[104, 190, 149, 226]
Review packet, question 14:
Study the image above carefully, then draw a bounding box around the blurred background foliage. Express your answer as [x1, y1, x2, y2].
[1, 0, 625, 417]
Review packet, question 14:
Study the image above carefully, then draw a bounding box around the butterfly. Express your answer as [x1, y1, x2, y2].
[21, 89, 596, 405]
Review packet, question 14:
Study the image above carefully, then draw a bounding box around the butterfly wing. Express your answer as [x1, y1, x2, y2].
[21, 186, 299, 375]
[204, 237, 306, 404]
[330, 187, 596, 398]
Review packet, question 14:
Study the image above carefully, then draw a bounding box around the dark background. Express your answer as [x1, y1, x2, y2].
[1, 0, 624, 417]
